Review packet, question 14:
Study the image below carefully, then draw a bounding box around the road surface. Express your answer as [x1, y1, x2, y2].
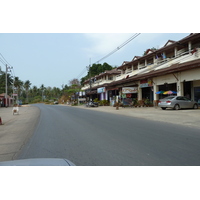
[18, 104, 200, 166]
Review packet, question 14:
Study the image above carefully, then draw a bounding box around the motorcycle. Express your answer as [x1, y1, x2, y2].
[86, 101, 98, 107]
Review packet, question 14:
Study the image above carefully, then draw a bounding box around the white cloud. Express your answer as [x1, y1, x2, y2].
[83, 33, 135, 56]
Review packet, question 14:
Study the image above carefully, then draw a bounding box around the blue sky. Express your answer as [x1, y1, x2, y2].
[0, 1, 195, 89]
[0, 33, 190, 88]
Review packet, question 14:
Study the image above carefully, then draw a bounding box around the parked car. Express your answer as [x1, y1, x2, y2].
[158, 96, 199, 110]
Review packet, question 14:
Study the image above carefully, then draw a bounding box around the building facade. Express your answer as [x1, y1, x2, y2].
[81, 33, 200, 106]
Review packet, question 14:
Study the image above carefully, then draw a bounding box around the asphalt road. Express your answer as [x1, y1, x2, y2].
[18, 104, 200, 166]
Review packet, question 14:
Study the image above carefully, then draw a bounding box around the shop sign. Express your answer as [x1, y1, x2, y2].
[97, 87, 106, 93]
[140, 79, 153, 88]
[122, 87, 138, 93]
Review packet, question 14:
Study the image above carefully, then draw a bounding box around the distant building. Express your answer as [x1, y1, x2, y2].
[0, 93, 13, 107]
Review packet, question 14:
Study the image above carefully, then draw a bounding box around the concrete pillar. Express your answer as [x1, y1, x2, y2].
[138, 87, 142, 100]
[153, 84, 159, 107]
[105, 91, 108, 100]
[153, 84, 159, 100]
[177, 81, 183, 96]
[145, 59, 147, 67]
[100, 93, 104, 100]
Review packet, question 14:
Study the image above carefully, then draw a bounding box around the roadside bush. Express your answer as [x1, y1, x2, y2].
[93, 98, 99, 102]
[99, 100, 109, 106]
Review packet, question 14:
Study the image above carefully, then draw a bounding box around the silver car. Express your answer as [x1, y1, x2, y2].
[158, 96, 199, 110]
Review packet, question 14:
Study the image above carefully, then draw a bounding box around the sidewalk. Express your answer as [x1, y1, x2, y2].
[0, 106, 40, 162]
[73, 104, 200, 129]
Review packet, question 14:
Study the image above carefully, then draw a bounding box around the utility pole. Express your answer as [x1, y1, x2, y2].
[5, 64, 8, 107]
[87, 58, 92, 101]
[5, 64, 13, 107]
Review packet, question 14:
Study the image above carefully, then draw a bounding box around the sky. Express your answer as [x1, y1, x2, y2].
[0, 33, 190, 88]
[0, 0, 197, 90]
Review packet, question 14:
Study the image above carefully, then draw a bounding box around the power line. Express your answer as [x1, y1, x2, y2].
[0, 57, 7, 66]
[0, 53, 13, 67]
[0, 53, 15, 80]
[76, 33, 141, 79]
[76, 67, 88, 80]
[95, 33, 141, 64]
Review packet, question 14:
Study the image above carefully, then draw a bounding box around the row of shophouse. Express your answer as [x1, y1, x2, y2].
[80, 33, 200, 106]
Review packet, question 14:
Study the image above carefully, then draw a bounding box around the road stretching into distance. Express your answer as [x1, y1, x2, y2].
[18, 104, 200, 166]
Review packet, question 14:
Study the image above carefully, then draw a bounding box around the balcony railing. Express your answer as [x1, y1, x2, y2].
[81, 48, 200, 90]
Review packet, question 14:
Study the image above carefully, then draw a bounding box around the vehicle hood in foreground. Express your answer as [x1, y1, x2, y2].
[0, 158, 75, 166]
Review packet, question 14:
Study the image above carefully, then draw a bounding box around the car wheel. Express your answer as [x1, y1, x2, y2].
[174, 104, 180, 110]
[193, 104, 198, 109]
[161, 107, 166, 110]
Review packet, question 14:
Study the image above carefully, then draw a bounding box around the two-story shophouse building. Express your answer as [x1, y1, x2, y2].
[81, 33, 200, 106]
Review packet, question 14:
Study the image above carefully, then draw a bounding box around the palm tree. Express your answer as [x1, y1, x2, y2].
[24, 80, 31, 103]
[40, 84, 46, 101]
[0, 71, 13, 94]
[32, 85, 38, 96]
[14, 77, 23, 101]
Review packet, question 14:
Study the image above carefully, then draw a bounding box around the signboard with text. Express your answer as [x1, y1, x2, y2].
[97, 87, 106, 93]
[140, 79, 153, 88]
[122, 87, 138, 93]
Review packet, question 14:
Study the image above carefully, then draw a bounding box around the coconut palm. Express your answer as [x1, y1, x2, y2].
[24, 80, 31, 103]
[0, 71, 13, 94]
[13, 76, 23, 99]
[40, 84, 46, 101]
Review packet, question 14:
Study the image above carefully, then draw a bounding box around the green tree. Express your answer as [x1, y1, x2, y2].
[0, 71, 13, 94]
[24, 80, 31, 103]
[13, 76, 23, 99]
[80, 62, 114, 85]
[40, 84, 46, 101]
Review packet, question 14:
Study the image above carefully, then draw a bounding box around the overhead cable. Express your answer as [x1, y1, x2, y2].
[0, 53, 13, 67]
[94, 33, 141, 64]
[76, 33, 141, 79]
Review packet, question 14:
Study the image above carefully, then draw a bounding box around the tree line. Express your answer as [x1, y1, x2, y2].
[0, 62, 114, 104]
[0, 70, 81, 104]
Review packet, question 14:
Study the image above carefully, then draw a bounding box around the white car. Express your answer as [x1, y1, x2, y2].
[158, 96, 199, 110]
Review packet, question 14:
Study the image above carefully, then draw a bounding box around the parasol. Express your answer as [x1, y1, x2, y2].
[163, 90, 177, 94]
[155, 91, 165, 94]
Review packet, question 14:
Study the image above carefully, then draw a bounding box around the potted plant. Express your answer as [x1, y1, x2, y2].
[144, 99, 150, 107]
[133, 99, 139, 107]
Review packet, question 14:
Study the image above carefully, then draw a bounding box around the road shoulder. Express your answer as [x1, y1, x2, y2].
[69, 104, 200, 129]
[0, 105, 40, 162]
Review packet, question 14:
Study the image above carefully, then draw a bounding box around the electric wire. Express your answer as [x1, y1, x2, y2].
[0, 57, 7, 66]
[76, 33, 141, 80]
[94, 33, 141, 64]
[0, 53, 15, 82]
[0, 53, 13, 67]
